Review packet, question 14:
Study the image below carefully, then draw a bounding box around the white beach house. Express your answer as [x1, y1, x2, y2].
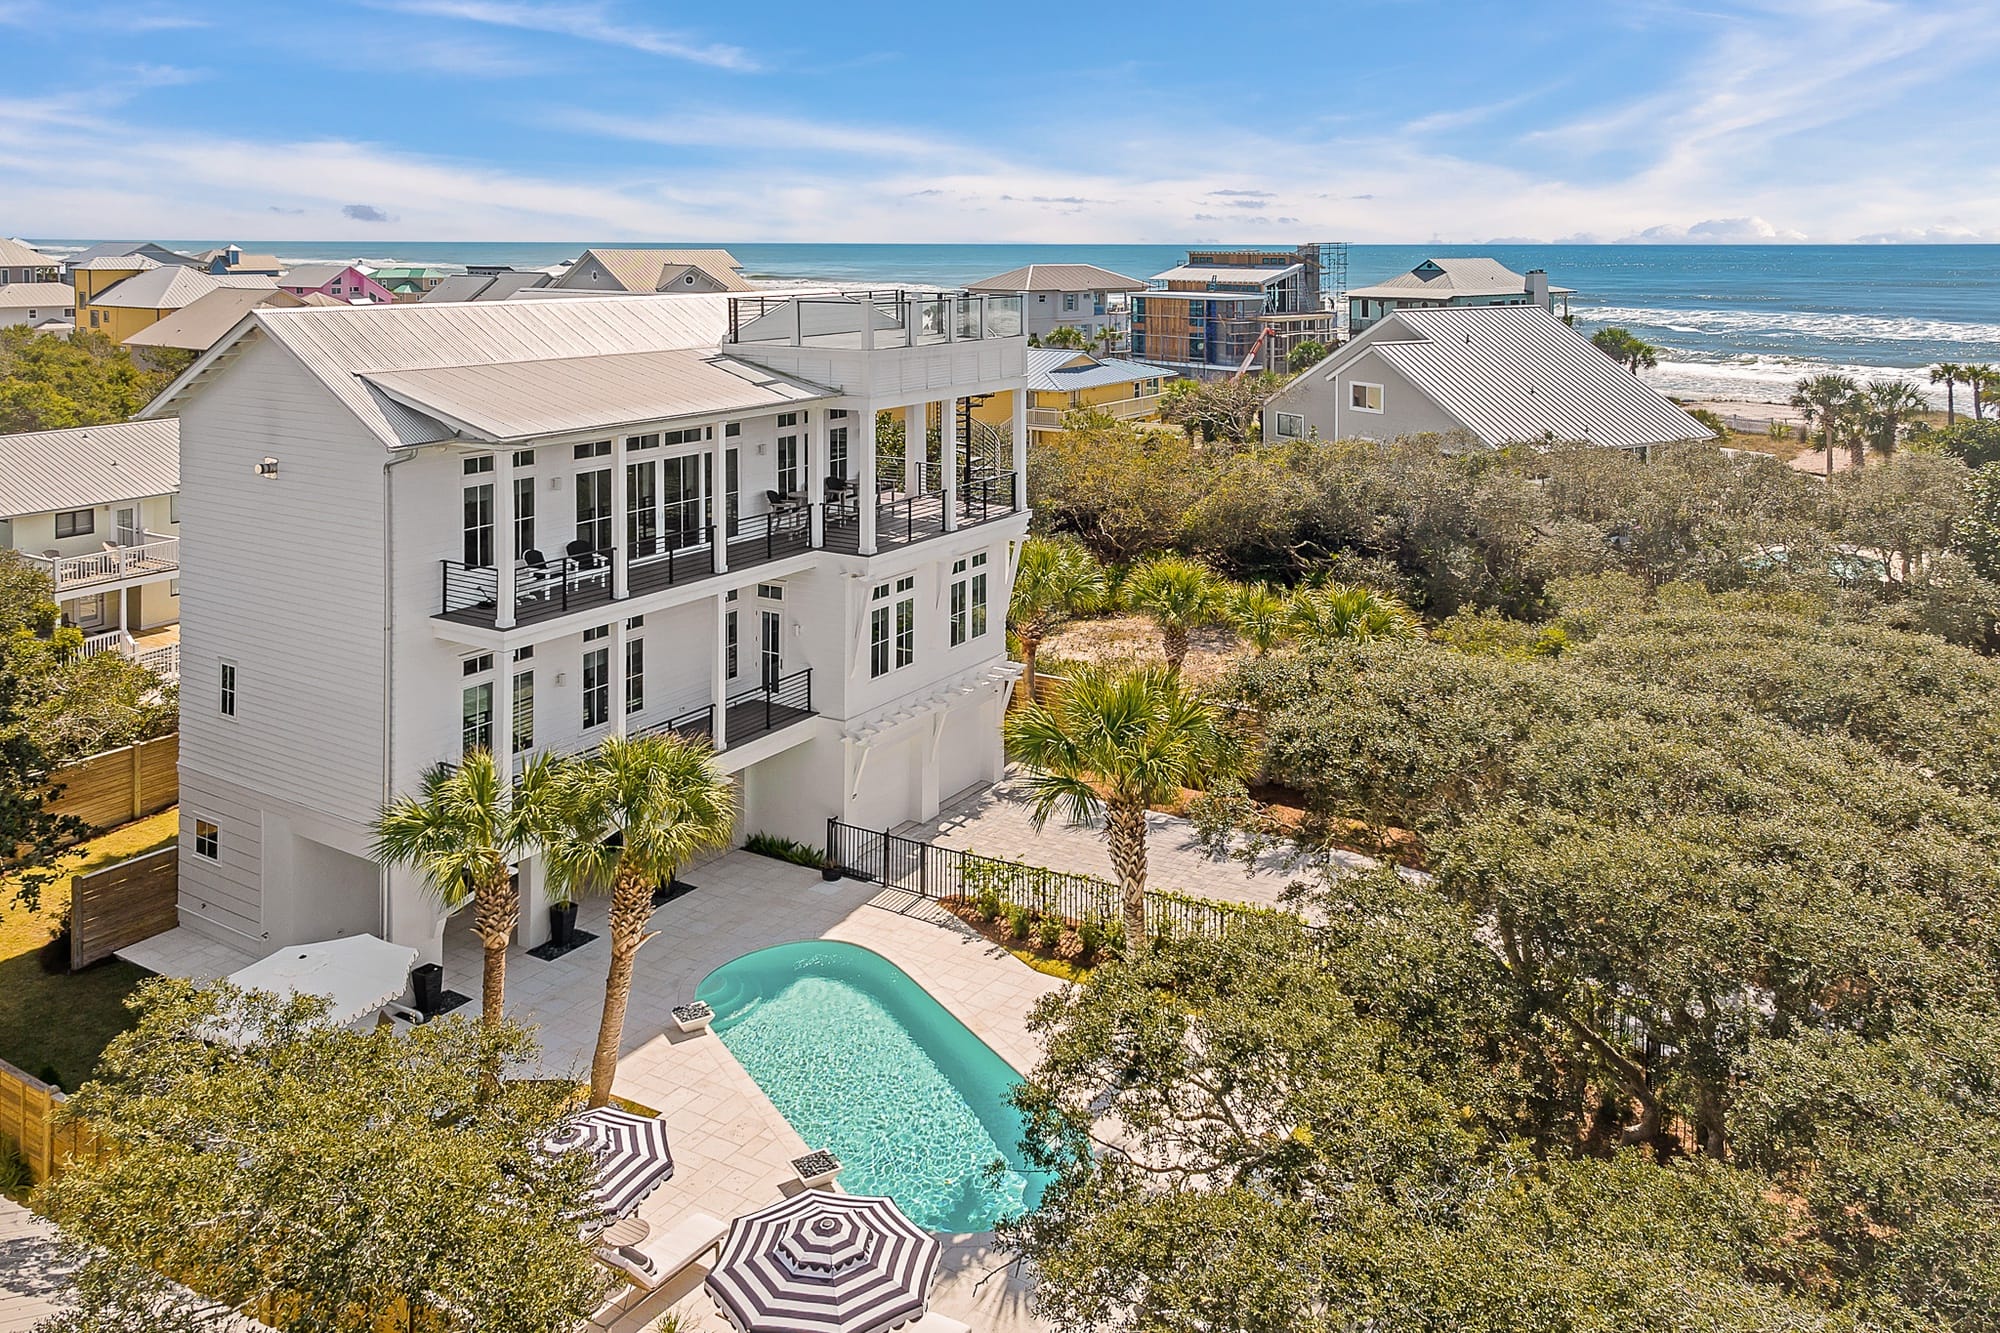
[0, 419, 182, 675]
[963, 263, 1149, 346]
[1264, 304, 1713, 454]
[140, 289, 1030, 965]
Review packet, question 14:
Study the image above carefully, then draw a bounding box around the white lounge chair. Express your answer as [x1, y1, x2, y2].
[595, 1210, 728, 1292]
[907, 1315, 972, 1333]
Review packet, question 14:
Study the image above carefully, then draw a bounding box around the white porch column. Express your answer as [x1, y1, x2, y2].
[902, 403, 924, 496]
[807, 410, 827, 548]
[858, 403, 878, 556]
[494, 448, 516, 629]
[516, 855, 552, 950]
[1010, 389, 1028, 512]
[496, 645, 515, 767]
[941, 396, 960, 532]
[610, 434, 629, 600]
[711, 594, 730, 751]
[612, 616, 629, 738]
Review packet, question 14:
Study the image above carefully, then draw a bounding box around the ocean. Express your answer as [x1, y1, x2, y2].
[30, 239, 2000, 406]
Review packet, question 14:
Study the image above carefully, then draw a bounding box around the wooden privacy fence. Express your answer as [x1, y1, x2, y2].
[46, 733, 179, 830]
[71, 843, 179, 969]
[0, 1057, 106, 1185]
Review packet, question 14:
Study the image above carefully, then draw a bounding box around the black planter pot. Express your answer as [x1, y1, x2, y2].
[549, 901, 579, 948]
[410, 963, 444, 1018]
[821, 863, 842, 882]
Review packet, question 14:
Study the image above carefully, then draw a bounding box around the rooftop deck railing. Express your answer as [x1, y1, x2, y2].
[726, 290, 1024, 349]
[27, 533, 179, 592]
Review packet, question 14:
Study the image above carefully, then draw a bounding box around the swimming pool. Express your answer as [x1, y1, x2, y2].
[695, 941, 1047, 1233]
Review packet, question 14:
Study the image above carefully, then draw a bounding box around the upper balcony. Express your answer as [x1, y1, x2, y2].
[727, 290, 1024, 351]
[25, 532, 178, 594]
[436, 472, 1021, 634]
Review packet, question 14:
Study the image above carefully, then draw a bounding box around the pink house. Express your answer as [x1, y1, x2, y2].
[277, 263, 396, 304]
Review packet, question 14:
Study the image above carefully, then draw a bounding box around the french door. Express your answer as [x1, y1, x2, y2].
[760, 610, 780, 690]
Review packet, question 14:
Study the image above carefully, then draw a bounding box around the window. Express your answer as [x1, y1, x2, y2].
[575, 468, 611, 551]
[512, 448, 536, 468]
[54, 509, 92, 538]
[220, 662, 236, 716]
[513, 644, 534, 660]
[725, 608, 739, 680]
[583, 624, 609, 642]
[869, 583, 892, 678]
[627, 458, 658, 555]
[725, 449, 740, 537]
[776, 431, 801, 496]
[1063, 293, 1077, 312]
[756, 583, 783, 601]
[582, 645, 609, 728]
[461, 681, 493, 754]
[950, 553, 989, 646]
[1350, 382, 1384, 413]
[513, 476, 535, 557]
[661, 425, 711, 446]
[573, 440, 610, 460]
[625, 637, 644, 714]
[1274, 411, 1304, 439]
[194, 819, 219, 859]
[627, 432, 660, 452]
[895, 575, 915, 669]
[462, 652, 493, 676]
[724, 422, 741, 438]
[463, 454, 493, 475]
[463, 481, 494, 568]
[827, 425, 849, 481]
[511, 670, 534, 753]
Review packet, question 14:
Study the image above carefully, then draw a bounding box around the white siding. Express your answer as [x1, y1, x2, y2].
[176, 773, 267, 946]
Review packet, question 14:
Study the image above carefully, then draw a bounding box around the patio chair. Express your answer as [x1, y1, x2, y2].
[565, 539, 610, 590]
[594, 1210, 727, 1293]
[518, 549, 561, 603]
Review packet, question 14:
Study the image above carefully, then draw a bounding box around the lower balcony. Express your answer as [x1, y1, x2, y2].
[507, 668, 815, 772]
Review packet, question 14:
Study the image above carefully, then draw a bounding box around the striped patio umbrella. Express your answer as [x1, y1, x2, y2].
[706, 1192, 942, 1333]
[541, 1106, 675, 1219]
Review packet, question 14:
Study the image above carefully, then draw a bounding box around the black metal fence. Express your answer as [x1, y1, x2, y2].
[825, 818, 1270, 941]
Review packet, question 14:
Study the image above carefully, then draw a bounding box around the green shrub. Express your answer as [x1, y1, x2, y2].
[1037, 916, 1063, 951]
[743, 832, 826, 869]
[1077, 918, 1105, 960]
[1005, 904, 1032, 940]
[0, 1136, 28, 1193]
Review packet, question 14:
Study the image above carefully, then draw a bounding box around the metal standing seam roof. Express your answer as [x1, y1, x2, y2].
[1152, 263, 1304, 287]
[277, 262, 360, 290]
[123, 288, 305, 350]
[1303, 304, 1711, 451]
[964, 263, 1149, 294]
[88, 267, 276, 311]
[1345, 256, 1575, 300]
[1023, 347, 1172, 392]
[74, 253, 161, 273]
[420, 271, 552, 303]
[362, 347, 832, 442]
[0, 237, 59, 268]
[143, 293, 776, 447]
[0, 282, 77, 307]
[0, 418, 180, 518]
[560, 248, 750, 293]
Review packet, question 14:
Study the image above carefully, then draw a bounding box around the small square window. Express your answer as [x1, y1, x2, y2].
[462, 653, 493, 676]
[194, 819, 218, 859]
[756, 583, 783, 601]
[512, 449, 537, 468]
[583, 624, 610, 642]
[463, 455, 494, 475]
[625, 615, 644, 629]
[512, 644, 534, 661]
[1350, 382, 1384, 413]
[573, 440, 611, 460]
[1275, 412, 1304, 439]
[54, 508, 93, 538]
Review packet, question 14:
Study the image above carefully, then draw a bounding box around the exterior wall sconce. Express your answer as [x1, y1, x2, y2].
[255, 457, 279, 478]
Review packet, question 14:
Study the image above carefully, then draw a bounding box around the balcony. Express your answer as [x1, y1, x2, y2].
[1025, 395, 1165, 432]
[727, 290, 1024, 351]
[27, 533, 178, 593]
[509, 669, 815, 772]
[437, 473, 1019, 632]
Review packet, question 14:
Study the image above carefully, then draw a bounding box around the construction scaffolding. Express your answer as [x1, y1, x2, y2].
[1130, 241, 1349, 378]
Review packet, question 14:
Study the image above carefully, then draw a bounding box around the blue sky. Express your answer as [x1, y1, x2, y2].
[1, 0, 1996, 243]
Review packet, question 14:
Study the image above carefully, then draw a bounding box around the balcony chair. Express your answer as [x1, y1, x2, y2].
[564, 538, 609, 589]
[765, 489, 807, 534]
[518, 549, 563, 603]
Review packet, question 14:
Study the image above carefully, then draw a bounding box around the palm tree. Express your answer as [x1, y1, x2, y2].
[1122, 555, 1229, 673]
[1858, 380, 1927, 466]
[1972, 364, 2000, 421]
[1286, 583, 1415, 644]
[539, 734, 737, 1107]
[372, 750, 562, 1029]
[1091, 324, 1122, 358]
[1009, 536, 1108, 702]
[1590, 326, 1659, 375]
[1004, 665, 1236, 951]
[1227, 582, 1289, 655]
[1930, 363, 1963, 427]
[1790, 373, 1862, 479]
[1042, 325, 1089, 350]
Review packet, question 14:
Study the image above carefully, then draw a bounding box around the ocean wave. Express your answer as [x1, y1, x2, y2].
[1640, 355, 1947, 407]
[1578, 304, 2000, 348]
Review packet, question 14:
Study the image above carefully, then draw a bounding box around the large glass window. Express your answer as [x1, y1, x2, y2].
[627, 459, 658, 556]
[462, 681, 493, 754]
[895, 575, 915, 669]
[725, 448, 740, 537]
[511, 670, 534, 754]
[950, 552, 989, 646]
[664, 454, 703, 548]
[575, 468, 612, 551]
[777, 432, 801, 496]
[513, 476, 535, 556]
[625, 637, 644, 714]
[463, 482, 494, 567]
[869, 583, 891, 679]
[582, 645, 609, 728]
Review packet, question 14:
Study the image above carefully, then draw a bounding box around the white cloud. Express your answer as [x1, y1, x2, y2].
[1619, 216, 1809, 243]
[550, 108, 968, 162]
[369, 0, 755, 71]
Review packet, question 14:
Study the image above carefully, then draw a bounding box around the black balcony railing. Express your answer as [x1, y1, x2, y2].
[635, 668, 814, 753]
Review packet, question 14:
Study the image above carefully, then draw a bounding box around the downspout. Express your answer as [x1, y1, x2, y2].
[379, 445, 419, 939]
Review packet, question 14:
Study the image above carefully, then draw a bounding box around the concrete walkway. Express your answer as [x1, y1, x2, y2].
[899, 768, 1375, 912]
[0, 1197, 68, 1333]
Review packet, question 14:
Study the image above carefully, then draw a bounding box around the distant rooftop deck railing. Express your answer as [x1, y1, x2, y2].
[727, 290, 1024, 350]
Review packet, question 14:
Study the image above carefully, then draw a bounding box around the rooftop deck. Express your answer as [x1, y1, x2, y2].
[726, 289, 1024, 351]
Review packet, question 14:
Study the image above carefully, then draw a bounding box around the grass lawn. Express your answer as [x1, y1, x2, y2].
[0, 810, 177, 1091]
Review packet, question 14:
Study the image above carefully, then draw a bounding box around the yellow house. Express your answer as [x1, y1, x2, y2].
[75, 259, 276, 343]
[973, 347, 1174, 441]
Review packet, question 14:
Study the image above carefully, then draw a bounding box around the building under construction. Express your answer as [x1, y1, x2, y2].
[1129, 243, 1346, 379]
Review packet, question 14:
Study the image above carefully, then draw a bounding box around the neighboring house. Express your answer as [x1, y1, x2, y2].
[62, 241, 196, 278]
[123, 288, 307, 353]
[195, 244, 286, 276]
[0, 418, 181, 672]
[368, 265, 458, 299]
[1130, 245, 1338, 378]
[277, 263, 398, 304]
[420, 270, 553, 303]
[1263, 304, 1714, 456]
[548, 248, 752, 294]
[962, 263, 1148, 344]
[974, 346, 1173, 440]
[141, 287, 1031, 959]
[1345, 257, 1573, 335]
[0, 237, 62, 284]
[76, 264, 277, 343]
[0, 281, 77, 328]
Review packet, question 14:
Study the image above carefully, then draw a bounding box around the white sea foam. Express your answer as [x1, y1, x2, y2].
[1640, 356, 1947, 407]
[1580, 304, 2000, 347]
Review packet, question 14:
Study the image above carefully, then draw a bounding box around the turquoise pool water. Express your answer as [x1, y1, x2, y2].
[696, 941, 1047, 1232]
